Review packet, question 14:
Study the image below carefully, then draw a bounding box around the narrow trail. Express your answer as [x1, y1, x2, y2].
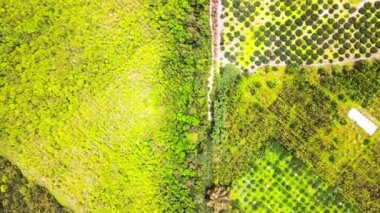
[246, 55, 380, 74]
[207, 0, 223, 121]
[199, 0, 222, 211]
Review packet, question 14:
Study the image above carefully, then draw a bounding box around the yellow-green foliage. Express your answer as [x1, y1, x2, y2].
[232, 142, 357, 212]
[0, 0, 211, 211]
[213, 61, 380, 211]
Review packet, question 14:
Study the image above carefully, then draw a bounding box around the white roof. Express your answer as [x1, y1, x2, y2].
[348, 108, 378, 136]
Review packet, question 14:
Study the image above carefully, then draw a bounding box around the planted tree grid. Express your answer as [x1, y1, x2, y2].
[231, 143, 358, 212]
[221, 0, 380, 72]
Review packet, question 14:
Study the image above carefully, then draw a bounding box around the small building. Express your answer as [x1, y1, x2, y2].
[348, 108, 378, 136]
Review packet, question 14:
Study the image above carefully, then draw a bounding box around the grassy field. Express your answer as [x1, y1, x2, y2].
[0, 0, 210, 211]
[220, 0, 380, 72]
[212, 60, 380, 211]
[231, 142, 357, 212]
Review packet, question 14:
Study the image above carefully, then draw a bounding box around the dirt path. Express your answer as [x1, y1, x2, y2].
[199, 1, 223, 212]
[247, 55, 380, 73]
[208, 0, 222, 121]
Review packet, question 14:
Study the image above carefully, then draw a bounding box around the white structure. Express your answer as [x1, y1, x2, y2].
[348, 108, 378, 136]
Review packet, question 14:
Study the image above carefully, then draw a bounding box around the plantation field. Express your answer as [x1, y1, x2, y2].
[220, 0, 380, 72]
[231, 142, 357, 212]
[0, 0, 210, 211]
[212, 61, 380, 211]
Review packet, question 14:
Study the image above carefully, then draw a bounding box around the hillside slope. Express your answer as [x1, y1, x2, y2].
[0, 0, 210, 211]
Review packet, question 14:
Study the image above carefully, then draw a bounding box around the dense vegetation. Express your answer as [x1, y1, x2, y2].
[0, 0, 210, 211]
[212, 64, 241, 148]
[221, 0, 380, 72]
[319, 60, 380, 119]
[213, 61, 380, 211]
[231, 141, 357, 212]
[2, 0, 379, 211]
[0, 156, 67, 212]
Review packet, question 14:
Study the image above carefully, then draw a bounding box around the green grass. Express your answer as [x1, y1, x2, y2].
[0, 0, 211, 211]
[231, 142, 357, 212]
[238, 67, 288, 108]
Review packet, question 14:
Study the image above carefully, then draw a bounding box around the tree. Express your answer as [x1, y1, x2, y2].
[219, 64, 241, 94]
[286, 64, 300, 74]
